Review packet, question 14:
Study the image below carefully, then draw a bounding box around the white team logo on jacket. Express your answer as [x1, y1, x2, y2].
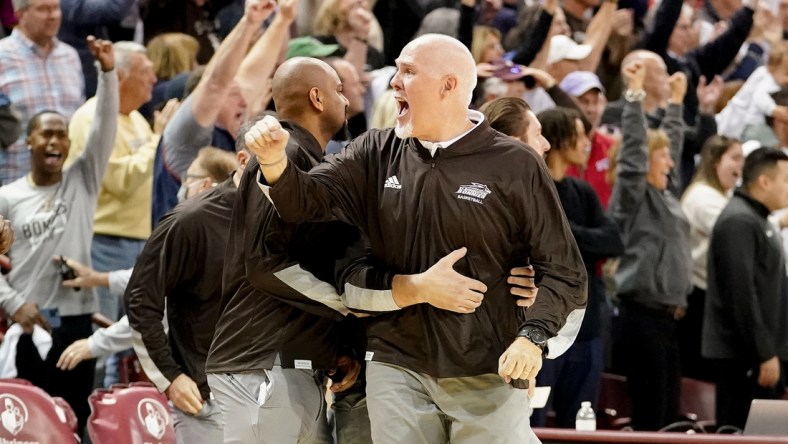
[384, 176, 402, 189]
[137, 398, 169, 439]
[456, 183, 492, 204]
[0, 395, 27, 436]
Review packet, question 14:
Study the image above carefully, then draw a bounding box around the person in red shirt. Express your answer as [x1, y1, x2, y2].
[560, 70, 617, 209]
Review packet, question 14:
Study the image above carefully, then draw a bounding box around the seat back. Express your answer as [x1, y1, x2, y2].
[118, 353, 150, 384]
[597, 373, 632, 429]
[0, 379, 79, 443]
[679, 377, 716, 423]
[88, 382, 175, 444]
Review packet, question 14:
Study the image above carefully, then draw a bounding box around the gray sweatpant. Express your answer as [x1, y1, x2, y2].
[171, 399, 223, 444]
[207, 368, 332, 444]
[365, 361, 541, 444]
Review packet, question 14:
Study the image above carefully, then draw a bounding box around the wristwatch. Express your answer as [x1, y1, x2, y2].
[517, 325, 548, 351]
[624, 88, 646, 103]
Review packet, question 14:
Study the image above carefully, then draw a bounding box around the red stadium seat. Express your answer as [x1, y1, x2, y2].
[88, 382, 175, 444]
[0, 379, 79, 443]
[598, 372, 633, 429]
[679, 377, 716, 423]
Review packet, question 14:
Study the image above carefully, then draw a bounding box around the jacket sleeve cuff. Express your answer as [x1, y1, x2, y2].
[3, 294, 26, 320]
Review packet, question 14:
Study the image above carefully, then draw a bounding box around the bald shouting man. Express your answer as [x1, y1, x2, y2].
[249, 34, 588, 443]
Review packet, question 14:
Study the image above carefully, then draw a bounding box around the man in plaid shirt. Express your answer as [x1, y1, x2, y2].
[0, 0, 84, 185]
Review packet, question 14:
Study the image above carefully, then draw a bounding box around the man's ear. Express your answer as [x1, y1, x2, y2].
[309, 87, 324, 112]
[758, 172, 771, 189]
[196, 177, 214, 194]
[236, 150, 251, 170]
[441, 75, 458, 99]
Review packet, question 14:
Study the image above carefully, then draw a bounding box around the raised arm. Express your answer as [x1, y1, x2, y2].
[340, 6, 373, 76]
[510, 2, 554, 67]
[609, 62, 649, 227]
[458, 0, 476, 50]
[190, 0, 275, 129]
[639, 0, 683, 54]
[662, 72, 687, 198]
[692, 4, 755, 80]
[249, 116, 372, 226]
[577, 1, 617, 72]
[72, 37, 119, 195]
[161, 0, 275, 177]
[236, 0, 300, 113]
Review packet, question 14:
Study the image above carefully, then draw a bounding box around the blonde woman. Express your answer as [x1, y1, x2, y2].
[147, 33, 199, 82]
[140, 33, 199, 120]
[609, 62, 690, 431]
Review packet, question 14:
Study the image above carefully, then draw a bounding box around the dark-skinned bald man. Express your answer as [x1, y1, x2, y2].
[204, 57, 358, 444]
[206, 57, 488, 444]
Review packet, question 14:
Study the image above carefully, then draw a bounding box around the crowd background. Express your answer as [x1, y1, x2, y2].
[0, 0, 787, 438]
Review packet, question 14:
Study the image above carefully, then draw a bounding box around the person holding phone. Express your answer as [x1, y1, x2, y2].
[0, 36, 118, 434]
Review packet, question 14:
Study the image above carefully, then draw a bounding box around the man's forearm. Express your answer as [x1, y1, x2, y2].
[237, 14, 293, 104]
[203, 15, 258, 84]
[391, 274, 423, 308]
[192, 15, 259, 127]
[258, 156, 289, 186]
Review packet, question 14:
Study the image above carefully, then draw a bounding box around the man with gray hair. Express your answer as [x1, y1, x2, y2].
[64, 40, 158, 384]
[248, 33, 588, 443]
[0, 0, 84, 185]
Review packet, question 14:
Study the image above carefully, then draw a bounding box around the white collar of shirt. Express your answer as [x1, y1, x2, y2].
[419, 110, 485, 157]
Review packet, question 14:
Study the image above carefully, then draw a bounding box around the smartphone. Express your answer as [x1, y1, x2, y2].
[59, 256, 81, 291]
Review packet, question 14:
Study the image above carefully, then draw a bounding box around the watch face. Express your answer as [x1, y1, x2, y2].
[529, 328, 547, 344]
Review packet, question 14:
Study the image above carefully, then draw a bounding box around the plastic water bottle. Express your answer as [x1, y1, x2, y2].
[575, 401, 596, 431]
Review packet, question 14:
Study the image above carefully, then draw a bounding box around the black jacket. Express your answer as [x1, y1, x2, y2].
[554, 177, 623, 341]
[125, 178, 236, 399]
[206, 122, 363, 374]
[267, 119, 588, 377]
[703, 191, 788, 363]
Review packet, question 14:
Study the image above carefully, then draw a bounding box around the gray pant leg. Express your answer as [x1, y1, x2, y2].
[366, 362, 540, 444]
[333, 382, 372, 444]
[439, 374, 540, 444]
[207, 371, 265, 444]
[260, 367, 332, 444]
[365, 361, 449, 444]
[172, 399, 224, 444]
[208, 369, 332, 444]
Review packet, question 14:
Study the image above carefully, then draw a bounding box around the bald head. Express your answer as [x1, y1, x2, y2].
[622, 50, 666, 74]
[272, 57, 340, 119]
[621, 50, 670, 102]
[401, 34, 478, 106]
